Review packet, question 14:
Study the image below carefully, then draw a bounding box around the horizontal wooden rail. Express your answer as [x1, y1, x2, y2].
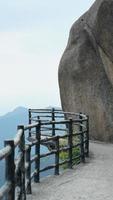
[14, 129, 23, 147]
[39, 165, 55, 173]
[59, 159, 70, 166]
[31, 155, 38, 163]
[24, 122, 39, 130]
[0, 108, 89, 200]
[0, 145, 11, 161]
[40, 151, 55, 158]
[29, 108, 86, 118]
[0, 181, 12, 199]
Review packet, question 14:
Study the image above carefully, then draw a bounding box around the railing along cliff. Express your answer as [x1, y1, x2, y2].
[0, 108, 89, 200]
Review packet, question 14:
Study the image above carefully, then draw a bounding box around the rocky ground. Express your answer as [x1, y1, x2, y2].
[27, 141, 113, 200]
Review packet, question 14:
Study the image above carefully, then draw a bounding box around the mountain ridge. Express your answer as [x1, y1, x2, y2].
[0, 106, 61, 147]
[0, 106, 28, 147]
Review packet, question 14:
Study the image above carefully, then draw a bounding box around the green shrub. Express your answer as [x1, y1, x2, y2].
[59, 137, 80, 169]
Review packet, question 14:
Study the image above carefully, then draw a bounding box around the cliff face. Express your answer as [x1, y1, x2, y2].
[58, 0, 113, 142]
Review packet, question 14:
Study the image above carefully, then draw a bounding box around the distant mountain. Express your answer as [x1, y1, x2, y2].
[0, 106, 27, 119]
[0, 106, 62, 148]
[0, 106, 28, 147]
[0, 106, 63, 187]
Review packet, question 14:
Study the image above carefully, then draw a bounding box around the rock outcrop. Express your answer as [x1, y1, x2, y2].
[58, 0, 113, 142]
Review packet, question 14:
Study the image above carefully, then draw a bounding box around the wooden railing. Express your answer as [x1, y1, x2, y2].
[0, 108, 89, 200]
[0, 126, 26, 200]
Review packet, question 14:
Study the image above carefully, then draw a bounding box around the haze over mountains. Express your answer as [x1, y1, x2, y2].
[0, 106, 61, 147]
[0, 106, 28, 147]
[0, 106, 61, 186]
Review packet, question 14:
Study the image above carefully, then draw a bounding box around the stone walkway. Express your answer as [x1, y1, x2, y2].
[27, 141, 113, 200]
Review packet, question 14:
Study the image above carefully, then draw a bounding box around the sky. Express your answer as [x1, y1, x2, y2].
[0, 0, 95, 115]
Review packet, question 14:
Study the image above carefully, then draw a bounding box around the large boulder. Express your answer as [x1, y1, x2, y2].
[58, 0, 113, 142]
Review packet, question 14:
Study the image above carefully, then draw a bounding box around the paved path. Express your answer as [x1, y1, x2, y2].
[27, 141, 113, 200]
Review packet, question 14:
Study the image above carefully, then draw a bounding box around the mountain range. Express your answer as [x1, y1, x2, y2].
[0, 106, 61, 186]
[0, 106, 28, 148]
[0, 106, 61, 147]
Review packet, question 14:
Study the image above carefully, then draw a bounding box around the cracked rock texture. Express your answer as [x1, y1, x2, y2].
[58, 0, 113, 142]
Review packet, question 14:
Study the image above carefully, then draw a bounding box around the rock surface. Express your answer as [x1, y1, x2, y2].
[58, 0, 113, 142]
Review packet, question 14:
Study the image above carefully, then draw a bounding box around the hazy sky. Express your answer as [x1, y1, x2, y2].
[0, 0, 95, 115]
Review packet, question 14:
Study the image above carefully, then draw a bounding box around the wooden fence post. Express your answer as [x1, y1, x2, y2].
[26, 145, 32, 194]
[37, 116, 40, 122]
[4, 140, 15, 200]
[52, 108, 55, 136]
[17, 125, 26, 200]
[79, 114, 85, 163]
[34, 122, 41, 183]
[28, 109, 31, 137]
[55, 136, 59, 175]
[68, 119, 73, 169]
[85, 115, 89, 157]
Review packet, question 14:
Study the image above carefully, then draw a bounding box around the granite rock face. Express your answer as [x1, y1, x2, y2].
[58, 0, 113, 142]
